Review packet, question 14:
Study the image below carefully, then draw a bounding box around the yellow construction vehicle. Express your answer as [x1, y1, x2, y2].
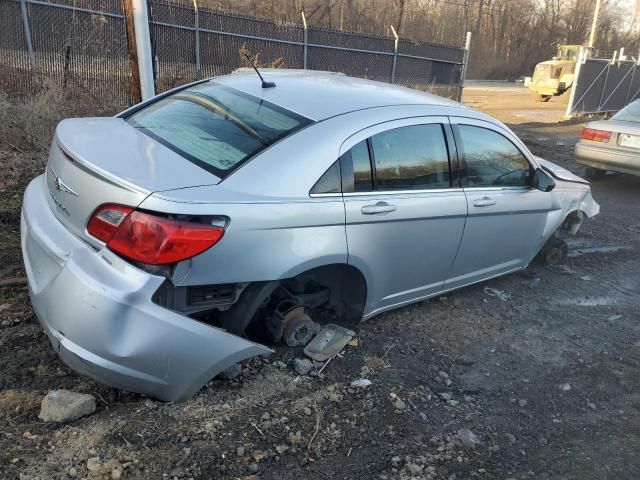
[524, 45, 582, 102]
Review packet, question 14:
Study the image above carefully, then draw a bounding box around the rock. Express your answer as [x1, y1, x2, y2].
[518, 399, 528, 408]
[505, 433, 517, 444]
[457, 428, 480, 448]
[559, 383, 571, 391]
[219, 363, 241, 379]
[329, 392, 343, 403]
[438, 371, 449, 379]
[407, 463, 422, 475]
[86, 457, 101, 472]
[393, 399, 406, 410]
[237, 446, 246, 457]
[293, 358, 313, 376]
[419, 412, 427, 421]
[273, 360, 287, 369]
[275, 444, 288, 454]
[39, 390, 96, 423]
[587, 401, 596, 410]
[111, 467, 122, 480]
[439, 392, 453, 401]
[261, 412, 271, 421]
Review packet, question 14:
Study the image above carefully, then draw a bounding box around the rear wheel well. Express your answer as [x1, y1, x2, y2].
[281, 264, 367, 322]
[203, 264, 367, 340]
[239, 264, 367, 342]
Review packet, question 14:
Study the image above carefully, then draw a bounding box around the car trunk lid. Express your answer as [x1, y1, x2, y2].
[45, 117, 220, 245]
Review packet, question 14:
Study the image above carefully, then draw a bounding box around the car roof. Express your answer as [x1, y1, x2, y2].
[214, 68, 464, 121]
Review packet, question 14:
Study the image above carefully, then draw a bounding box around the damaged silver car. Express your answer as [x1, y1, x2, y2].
[21, 70, 599, 401]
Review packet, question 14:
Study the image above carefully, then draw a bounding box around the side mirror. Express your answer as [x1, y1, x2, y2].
[533, 168, 555, 192]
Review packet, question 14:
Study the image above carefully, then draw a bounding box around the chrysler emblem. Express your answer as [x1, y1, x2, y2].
[50, 167, 78, 197]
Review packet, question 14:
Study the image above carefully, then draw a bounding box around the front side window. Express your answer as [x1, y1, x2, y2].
[126, 82, 312, 178]
[370, 124, 451, 190]
[458, 125, 531, 187]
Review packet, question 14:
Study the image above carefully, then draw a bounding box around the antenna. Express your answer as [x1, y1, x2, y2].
[243, 53, 276, 88]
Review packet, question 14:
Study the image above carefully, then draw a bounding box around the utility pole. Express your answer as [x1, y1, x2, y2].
[122, 0, 142, 103]
[122, 0, 155, 103]
[588, 0, 601, 48]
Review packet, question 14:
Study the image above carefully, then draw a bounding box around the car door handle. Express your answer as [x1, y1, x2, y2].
[473, 197, 496, 207]
[361, 202, 396, 215]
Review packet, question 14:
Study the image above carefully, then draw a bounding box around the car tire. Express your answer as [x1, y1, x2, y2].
[585, 166, 606, 180]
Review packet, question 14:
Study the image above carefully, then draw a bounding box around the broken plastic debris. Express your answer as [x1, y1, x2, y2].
[304, 323, 355, 362]
[483, 287, 511, 302]
[350, 378, 372, 388]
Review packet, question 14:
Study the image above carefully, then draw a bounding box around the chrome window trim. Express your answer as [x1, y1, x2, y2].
[462, 186, 531, 192]
[343, 187, 464, 197]
[309, 192, 343, 198]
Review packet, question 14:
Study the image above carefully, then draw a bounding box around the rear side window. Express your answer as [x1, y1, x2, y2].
[126, 82, 312, 178]
[458, 125, 531, 187]
[370, 124, 451, 190]
[311, 161, 341, 194]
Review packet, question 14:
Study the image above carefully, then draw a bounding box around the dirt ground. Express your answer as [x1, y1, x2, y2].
[1, 83, 639, 480]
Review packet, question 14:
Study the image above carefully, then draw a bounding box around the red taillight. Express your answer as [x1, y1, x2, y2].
[581, 127, 611, 143]
[87, 204, 225, 265]
[87, 204, 133, 242]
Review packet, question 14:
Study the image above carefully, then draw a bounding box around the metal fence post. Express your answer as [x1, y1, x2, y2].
[565, 46, 585, 118]
[457, 31, 471, 102]
[389, 25, 398, 84]
[193, 0, 200, 74]
[301, 11, 308, 69]
[19, 0, 35, 69]
[596, 51, 615, 111]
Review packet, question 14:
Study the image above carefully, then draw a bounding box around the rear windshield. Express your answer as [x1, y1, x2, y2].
[612, 100, 640, 123]
[125, 82, 312, 178]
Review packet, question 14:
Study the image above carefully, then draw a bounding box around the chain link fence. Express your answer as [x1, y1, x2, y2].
[1, 0, 467, 107]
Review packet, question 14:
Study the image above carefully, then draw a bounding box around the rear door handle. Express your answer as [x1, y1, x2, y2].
[473, 197, 496, 207]
[361, 202, 396, 215]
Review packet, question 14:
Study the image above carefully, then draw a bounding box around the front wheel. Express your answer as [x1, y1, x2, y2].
[585, 166, 606, 180]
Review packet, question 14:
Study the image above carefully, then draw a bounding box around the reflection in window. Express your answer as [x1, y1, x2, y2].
[459, 125, 531, 187]
[351, 140, 373, 192]
[370, 124, 450, 190]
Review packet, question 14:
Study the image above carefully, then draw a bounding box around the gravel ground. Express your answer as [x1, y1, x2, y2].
[1, 85, 639, 480]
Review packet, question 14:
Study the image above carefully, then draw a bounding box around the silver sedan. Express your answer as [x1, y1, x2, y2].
[575, 99, 640, 179]
[21, 70, 599, 401]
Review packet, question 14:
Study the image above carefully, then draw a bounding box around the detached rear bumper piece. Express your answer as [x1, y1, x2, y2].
[21, 175, 271, 401]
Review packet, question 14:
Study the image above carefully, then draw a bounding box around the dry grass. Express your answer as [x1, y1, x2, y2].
[0, 79, 122, 265]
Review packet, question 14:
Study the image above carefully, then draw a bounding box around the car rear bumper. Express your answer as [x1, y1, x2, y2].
[575, 143, 640, 176]
[21, 175, 270, 401]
